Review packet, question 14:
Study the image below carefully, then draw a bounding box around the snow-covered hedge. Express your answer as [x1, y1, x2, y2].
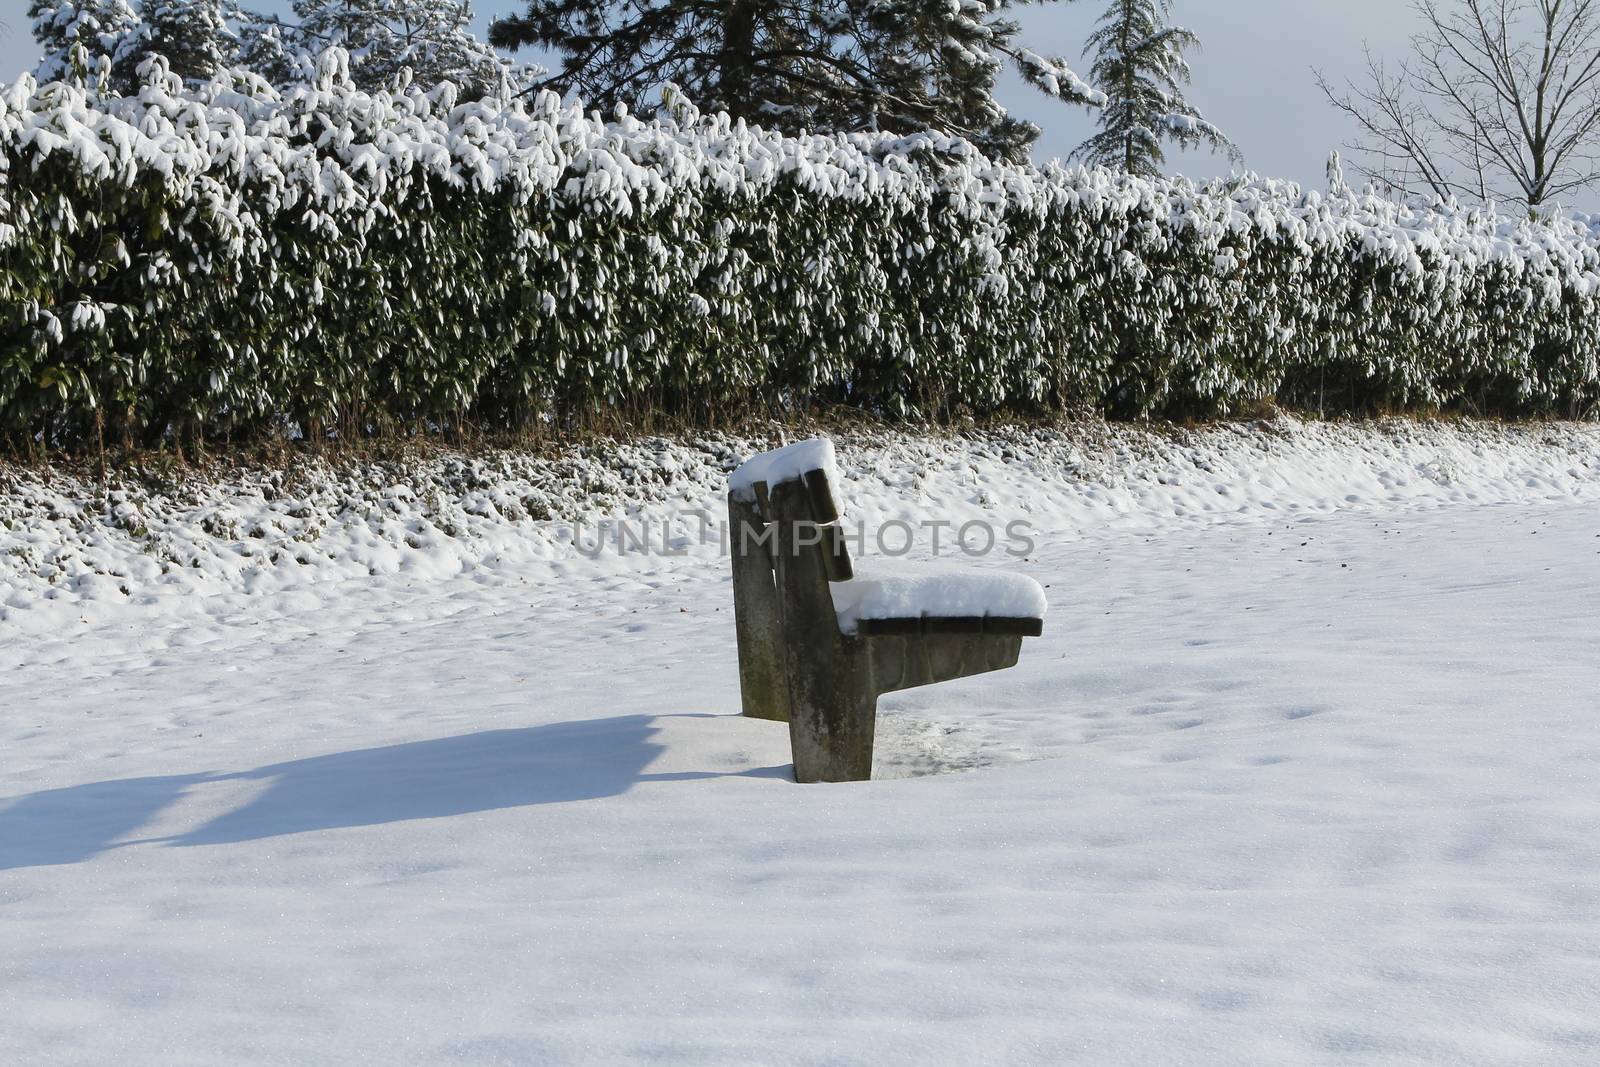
[4, 51, 1600, 448]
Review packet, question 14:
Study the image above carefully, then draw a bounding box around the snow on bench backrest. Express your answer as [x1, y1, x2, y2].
[729, 438, 840, 502]
[729, 436, 850, 578]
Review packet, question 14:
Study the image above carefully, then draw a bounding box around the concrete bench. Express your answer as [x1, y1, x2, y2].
[727, 438, 1046, 783]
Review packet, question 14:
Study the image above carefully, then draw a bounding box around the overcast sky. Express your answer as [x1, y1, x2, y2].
[0, 1, 1417, 188]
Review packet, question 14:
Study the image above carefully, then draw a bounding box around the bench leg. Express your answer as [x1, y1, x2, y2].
[762, 479, 877, 782]
[785, 648, 876, 784]
[728, 494, 790, 722]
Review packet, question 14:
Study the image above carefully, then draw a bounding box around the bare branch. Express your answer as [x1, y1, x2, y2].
[1319, 0, 1600, 209]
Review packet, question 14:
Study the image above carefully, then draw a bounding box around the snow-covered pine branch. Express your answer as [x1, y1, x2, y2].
[27, 0, 536, 95]
[27, 0, 140, 85]
[1074, 0, 1238, 177]
[489, 0, 1098, 163]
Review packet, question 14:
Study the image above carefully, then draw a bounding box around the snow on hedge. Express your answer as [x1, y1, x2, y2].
[3, 49, 1600, 446]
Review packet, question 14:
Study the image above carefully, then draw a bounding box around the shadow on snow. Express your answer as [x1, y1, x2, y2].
[0, 714, 788, 871]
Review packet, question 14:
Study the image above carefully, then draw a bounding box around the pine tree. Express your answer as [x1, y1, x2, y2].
[283, 0, 523, 94]
[1073, 0, 1236, 176]
[235, 12, 300, 86]
[31, 0, 525, 96]
[488, 0, 1102, 161]
[115, 0, 237, 86]
[1326, 149, 1348, 196]
[27, 0, 141, 83]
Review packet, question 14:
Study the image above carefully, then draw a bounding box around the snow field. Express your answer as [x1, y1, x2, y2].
[2, 417, 1599, 1064]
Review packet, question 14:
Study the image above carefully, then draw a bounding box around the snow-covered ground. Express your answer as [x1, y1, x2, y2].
[3, 419, 1599, 1064]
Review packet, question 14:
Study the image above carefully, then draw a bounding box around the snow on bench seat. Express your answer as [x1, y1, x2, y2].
[729, 438, 839, 500]
[830, 563, 1047, 636]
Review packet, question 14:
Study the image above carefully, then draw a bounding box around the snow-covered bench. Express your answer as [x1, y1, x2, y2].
[727, 438, 1046, 783]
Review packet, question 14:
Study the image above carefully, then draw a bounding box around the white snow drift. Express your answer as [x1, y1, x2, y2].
[2, 417, 1599, 1065]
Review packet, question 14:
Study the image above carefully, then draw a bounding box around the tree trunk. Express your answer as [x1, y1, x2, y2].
[720, 0, 758, 118]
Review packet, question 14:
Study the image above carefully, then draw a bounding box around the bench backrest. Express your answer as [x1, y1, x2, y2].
[729, 439, 854, 584]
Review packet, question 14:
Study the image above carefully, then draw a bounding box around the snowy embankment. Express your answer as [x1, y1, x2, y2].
[3, 417, 1600, 1065]
[2, 416, 1596, 634]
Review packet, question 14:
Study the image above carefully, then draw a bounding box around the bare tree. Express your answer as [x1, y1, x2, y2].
[1318, 0, 1600, 210]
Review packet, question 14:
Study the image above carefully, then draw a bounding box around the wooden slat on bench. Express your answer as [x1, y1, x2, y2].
[746, 475, 851, 579]
[983, 616, 1044, 638]
[821, 526, 854, 582]
[752, 481, 773, 523]
[857, 616, 1043, 638]
[802, 468, 841, 524]
[924, 616, 988, 635]
[855, 617, 924, 636]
